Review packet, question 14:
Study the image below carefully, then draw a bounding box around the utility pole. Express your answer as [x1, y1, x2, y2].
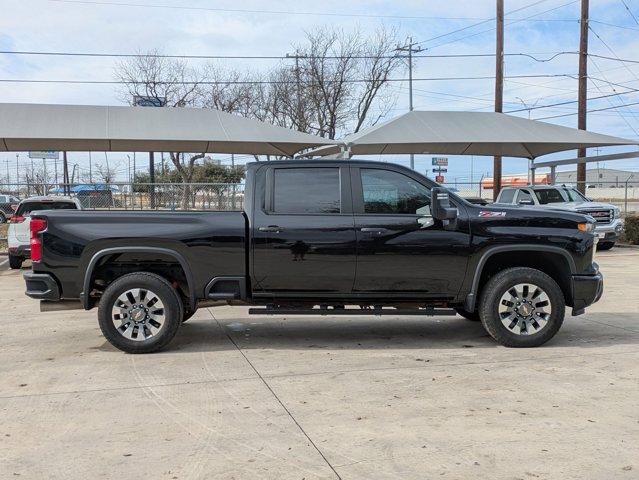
[5, 158, 10, 188]
[286, 51, 305, 130]
[577, 0, 589, 194]
[395, 37, 423, 170]
[88, 151, 93, 183]
[149, 152, 156, 208]
[62, 151, 70, 195]
[493, 0, 504, 201]
[16, 154, 19, 191]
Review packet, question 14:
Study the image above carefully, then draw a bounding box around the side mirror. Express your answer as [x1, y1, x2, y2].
[432, 187, 458, 223]
[518, 199, 534, 206]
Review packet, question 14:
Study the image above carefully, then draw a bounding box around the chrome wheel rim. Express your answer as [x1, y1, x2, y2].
[111, 288, 165, 341]
[498, 283, 551, 335]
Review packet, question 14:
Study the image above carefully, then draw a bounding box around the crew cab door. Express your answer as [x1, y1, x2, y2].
[351, 166, 471, 297]
[251, 164, 356, 294]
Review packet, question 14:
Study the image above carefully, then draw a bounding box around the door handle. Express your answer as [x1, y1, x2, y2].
[258, 225, 283, 233]
[360, 227, 388, 235]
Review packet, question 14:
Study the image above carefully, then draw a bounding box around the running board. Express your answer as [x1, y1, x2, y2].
[248, 308, 456, 316]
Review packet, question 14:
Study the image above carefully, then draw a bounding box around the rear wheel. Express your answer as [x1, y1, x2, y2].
[454, 307, 481, 321]
[597, 241, 615, 251]
[9, 254, 22, 269]
[479, 267, 565, 348]
[98, 272, 183, 353]
[0, 212, 6, 224]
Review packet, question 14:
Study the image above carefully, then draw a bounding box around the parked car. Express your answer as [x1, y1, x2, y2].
[0, 194, 20, 223]
[495, 185, 623, 250]
[8, 196, 80, 269]
[24, 160, 602, 353]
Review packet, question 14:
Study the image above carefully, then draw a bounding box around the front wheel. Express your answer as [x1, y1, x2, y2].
[597, 241, 615, 251]
[479, 267, 565, 348]
[98, 272, 183, 353]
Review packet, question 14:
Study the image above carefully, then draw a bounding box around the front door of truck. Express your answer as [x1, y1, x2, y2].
[351, 166, 471, 298]
[252, 165, 357, 295]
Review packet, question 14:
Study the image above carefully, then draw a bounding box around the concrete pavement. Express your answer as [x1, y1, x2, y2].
[0, 251, 638, 479]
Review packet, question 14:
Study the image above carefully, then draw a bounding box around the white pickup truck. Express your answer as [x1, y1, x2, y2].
[495, 185, 623, 250]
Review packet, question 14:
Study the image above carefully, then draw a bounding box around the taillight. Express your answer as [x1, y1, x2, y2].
[9, 215, 25, 223]
[30, 218, 47, 262]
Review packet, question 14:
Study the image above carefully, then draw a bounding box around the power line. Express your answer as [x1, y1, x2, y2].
[0, 73, 577, 85]
[417, 0, 580, 51]
[0, 49, 582, 61]
[620, 0, 639, 26]
[414, 0, 553, 47]
[505, 89, 639, 113]
[43, 0, 577, 22]
[535, 100, 639, 119]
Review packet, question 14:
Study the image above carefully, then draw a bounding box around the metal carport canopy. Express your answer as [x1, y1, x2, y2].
[307, 110, 638, 158]
[0, 103, 337, 156]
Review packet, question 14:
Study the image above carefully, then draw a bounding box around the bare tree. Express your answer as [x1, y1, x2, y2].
[25, 165, 54, 196]
[93, 161, 119, 184]
[115, 50, 202, 107]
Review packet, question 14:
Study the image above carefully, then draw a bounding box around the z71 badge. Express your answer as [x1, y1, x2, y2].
[479, 211, 507, 217]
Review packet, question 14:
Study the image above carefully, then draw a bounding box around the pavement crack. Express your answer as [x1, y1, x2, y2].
[209, 309, 343, 480]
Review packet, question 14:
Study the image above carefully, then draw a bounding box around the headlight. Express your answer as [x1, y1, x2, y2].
[578, 222, 595, 232]
[613, 207, 620, 219]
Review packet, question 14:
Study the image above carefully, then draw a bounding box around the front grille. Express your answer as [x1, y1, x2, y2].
[579, 209, 613, 225]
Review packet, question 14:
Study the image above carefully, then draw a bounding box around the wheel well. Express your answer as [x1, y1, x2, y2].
[475, 250, 573, 308]
[87, 252, 191, 309]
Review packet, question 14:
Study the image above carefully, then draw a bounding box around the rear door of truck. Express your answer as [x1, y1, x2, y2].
[251, 163, 357, 295]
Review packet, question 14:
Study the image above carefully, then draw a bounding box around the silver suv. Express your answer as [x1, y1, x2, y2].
[495, 185, 623, 250]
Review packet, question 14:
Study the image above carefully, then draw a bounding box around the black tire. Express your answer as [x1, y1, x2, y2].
[0, 212, 6, 224]
[479, 267, 565, 348]
[597, 241, 615, 251]
[181, 308, 197, 323]
[98, 272, 183, 354]
[9, 255, 22, 270]
[454, 307, 481, 321]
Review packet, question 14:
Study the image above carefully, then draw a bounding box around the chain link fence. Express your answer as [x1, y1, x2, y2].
[0, 182, 246, 212]
[2, 179, 639, 255]
[443, 180, 639, 216]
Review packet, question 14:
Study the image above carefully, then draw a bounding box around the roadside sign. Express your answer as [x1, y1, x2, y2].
[432, 157, 448, 166]
[432, 168, 448, 173]
[133, 95, 167, 107]
[435, 175, 445, 183]
[29, 151, 59, 159]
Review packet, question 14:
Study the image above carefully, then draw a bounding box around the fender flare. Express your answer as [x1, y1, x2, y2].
[82, 246, 196, 311]
[464, 244, 576, 312]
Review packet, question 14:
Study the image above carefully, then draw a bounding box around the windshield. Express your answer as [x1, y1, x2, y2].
[16, 201, 77, 216]
[562, 187, 588, 202]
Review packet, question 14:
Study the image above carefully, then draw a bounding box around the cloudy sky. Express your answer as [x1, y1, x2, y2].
[1, 0, 639, 183]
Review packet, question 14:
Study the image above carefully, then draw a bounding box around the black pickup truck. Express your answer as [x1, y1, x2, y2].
[24, 160, 603, 353]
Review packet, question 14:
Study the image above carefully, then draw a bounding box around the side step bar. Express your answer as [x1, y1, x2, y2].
[249, 307, 456, 316]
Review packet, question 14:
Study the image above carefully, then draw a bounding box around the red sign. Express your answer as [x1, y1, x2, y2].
[435, 175, 445, 183]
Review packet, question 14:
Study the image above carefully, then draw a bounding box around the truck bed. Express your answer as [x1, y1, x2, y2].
[33, 210, 248, 303]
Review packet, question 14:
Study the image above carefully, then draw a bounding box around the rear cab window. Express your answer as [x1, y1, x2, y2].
[17, 201, 78, 217]
[498, 188, 516, 204]
[271, 167, 341, 214]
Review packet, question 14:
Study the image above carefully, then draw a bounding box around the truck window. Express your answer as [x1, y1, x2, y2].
[534, 188, 567, 204]
[516, 189, 534, 204]
[16, 201, 78, 216]
[361, 169, 431, 215]
[498, 188, 516, 203]
[273, 168, 340, 214]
